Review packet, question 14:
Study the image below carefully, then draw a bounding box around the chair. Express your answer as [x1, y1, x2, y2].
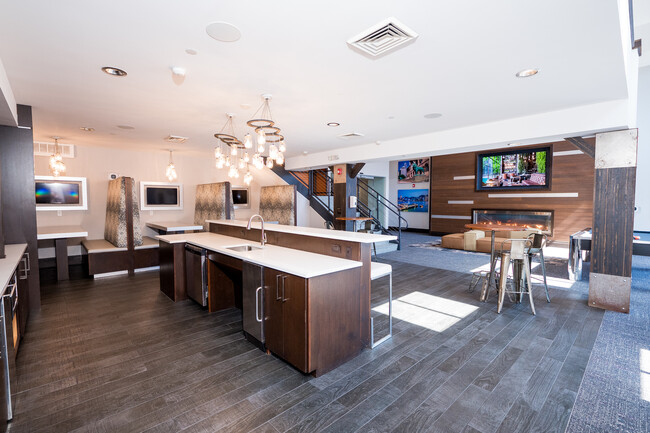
[193, 182, 234, 230]
[526, 233, 550, 303]
[496, 238, 536, 315]
[370, 262, 392, 348]
[259, 185, 297, 225]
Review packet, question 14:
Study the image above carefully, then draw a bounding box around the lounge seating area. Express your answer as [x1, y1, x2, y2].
[441, 228, 542, 253]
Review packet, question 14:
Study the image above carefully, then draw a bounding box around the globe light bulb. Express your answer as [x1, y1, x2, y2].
[279, 141, 286, 153]
[238, 158, 246, 169]
[214, 147, 222, 158]
[244, 133, 252, 149]
[230, 145, 238, 156]
[216, 158, 224, 169]
[225, 156, 231, 167]
[276, 152, 284, 165]
[243, 152, 250, 162]
[257, 143, 265, 153]
[266, 157, 274, 169]
[269, 144, 278, 159]
[257, 129, 266, 146]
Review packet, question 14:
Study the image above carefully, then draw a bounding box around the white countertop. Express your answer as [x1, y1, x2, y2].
[37, 225, 88, 240]
[157, 232, 362, 279]
[207, 219, 397, 244]
[0, 244, 27, 294]
[146, 221, 203, 232]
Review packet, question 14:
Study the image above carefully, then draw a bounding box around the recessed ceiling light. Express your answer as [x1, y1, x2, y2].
[80, 127, 94, 132]
[206, 22, 241, 42]
[424, 113, 442, 119]
[388, 115, 395, 120]
[185, 49, 198, 55]
[101, 66, 127, 77]
[508, 142, 520, 146]
[116, 125, 135, 130]
[516, 68, 539, 78]
[327, 122, 340, 127]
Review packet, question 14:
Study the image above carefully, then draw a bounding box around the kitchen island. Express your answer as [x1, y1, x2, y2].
[157, 223, 395, 376]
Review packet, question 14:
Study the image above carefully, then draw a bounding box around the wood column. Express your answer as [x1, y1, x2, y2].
[588, 129, 638, 313]
[332, 164, 356, 231]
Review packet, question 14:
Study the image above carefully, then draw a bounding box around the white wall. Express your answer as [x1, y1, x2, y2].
[35, 144, 287, 258]
[388, 160, 429, 230]
[635, 66, 650, 231]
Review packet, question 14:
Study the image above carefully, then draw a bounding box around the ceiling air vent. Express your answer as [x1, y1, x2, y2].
[338, 132, 365, 140]
[347, 17, 418, 58]
[164, 135, 188, 144]
[33, 141, 76, 158]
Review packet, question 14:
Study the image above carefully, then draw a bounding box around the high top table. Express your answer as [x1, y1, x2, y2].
[146, 221, 203, 235]
[37, 226, 88, 281]
[465, 223, 529, 301]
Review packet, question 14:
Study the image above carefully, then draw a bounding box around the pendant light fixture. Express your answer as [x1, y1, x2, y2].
[166, 150, 178, 181]
[247, 94, 286, 164]
[214, 113, 244, 179]
[49, 137, 66, 177]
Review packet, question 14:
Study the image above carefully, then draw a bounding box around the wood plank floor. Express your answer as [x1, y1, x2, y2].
[9, 261, 603, 432]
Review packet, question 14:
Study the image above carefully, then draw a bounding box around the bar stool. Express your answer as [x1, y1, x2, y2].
[526, 233, 550, 303]
[497, 238, 536, 315]
[370, 262, 392, 348]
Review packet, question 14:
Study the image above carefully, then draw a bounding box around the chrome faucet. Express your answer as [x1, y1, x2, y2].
[247, 214, 267, 246]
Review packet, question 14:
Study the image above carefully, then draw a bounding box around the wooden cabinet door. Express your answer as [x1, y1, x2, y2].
[263, 268, 284, 358]
[281, 274, 307, 372]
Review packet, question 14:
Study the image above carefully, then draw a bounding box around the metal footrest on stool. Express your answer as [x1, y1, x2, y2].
[468, 270, 489, 293]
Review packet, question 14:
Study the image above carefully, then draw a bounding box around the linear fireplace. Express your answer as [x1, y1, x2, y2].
[472, 209, 553, 235]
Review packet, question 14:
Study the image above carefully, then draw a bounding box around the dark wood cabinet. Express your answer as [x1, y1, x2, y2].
[264, 268, 307, 372]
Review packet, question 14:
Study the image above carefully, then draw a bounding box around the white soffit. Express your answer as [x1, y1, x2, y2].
[0, 58, 17, 127]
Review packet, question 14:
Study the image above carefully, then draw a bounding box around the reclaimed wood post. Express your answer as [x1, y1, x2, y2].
[588, 129, 638, 313]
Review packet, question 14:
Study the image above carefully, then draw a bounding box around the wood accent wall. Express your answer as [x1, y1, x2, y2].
[429, 140, 594, 241]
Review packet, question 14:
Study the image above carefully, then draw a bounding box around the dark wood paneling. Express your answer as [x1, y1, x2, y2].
[282, 273, 308, 373]
[264, 267, 284, 360]
[308, 267, 362, 376]
[85, 248, 159, 275]
[0, 105, 40, 315]
[429, 140, 595, 241]
[207, 254, 239, 312]
[159, 242, 186, 301]
[590, 167, 636, 277]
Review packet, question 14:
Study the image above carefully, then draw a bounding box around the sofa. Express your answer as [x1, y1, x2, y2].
[441, 229, 542, 253]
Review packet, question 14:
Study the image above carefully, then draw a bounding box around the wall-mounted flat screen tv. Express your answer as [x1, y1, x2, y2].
[140, 181, 183, 211]
[232, 187, 250, 209]
[476, 146, 551, 191]
[35, 176, 88, 211]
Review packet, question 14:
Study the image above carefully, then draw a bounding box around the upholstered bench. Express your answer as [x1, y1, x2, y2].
[82, 236, 159, 276]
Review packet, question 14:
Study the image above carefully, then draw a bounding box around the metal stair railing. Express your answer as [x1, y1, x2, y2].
[357, 181, 408, 250]
[309, 169, 333, 217]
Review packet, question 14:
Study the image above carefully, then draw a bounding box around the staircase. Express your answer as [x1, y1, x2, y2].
[271, 165, 407, 250]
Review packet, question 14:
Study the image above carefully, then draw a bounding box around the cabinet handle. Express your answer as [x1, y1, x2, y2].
[282, 276, 288, 302]
[25, 252, 31, 273]
[19, 258, 28, 280]
[275, 275, 282, 301]
[255, 286, 262, 322]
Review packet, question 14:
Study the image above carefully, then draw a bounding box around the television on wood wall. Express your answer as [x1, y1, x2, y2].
[476, 146, 551, 191]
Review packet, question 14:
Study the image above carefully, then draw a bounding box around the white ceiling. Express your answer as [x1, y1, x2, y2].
[0, 0, 633, 160]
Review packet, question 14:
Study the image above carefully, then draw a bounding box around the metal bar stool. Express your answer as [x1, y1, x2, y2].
[497, 238, 536, 315]
[526, 233, 550, 303]
[370, 262, 392, 348]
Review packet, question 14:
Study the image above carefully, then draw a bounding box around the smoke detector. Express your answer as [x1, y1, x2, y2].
[338, 132, 365, 140]
[164, 135, 188, 144]
[347, 17, 418, 58]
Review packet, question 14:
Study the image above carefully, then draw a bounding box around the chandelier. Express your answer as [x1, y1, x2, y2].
[213, 94, 287, 186]
[49, 137, 66, 177]
[166, 150, 177, 181]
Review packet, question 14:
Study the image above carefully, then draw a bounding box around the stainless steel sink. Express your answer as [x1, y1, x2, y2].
[226, 245, 263, 252]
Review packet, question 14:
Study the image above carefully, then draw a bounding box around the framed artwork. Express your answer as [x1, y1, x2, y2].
[398, 189, 429, 212]
[398, 158, 430, 183]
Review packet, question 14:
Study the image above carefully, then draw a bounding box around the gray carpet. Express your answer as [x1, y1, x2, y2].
[380, 231, 650, 432]
[566, 255, 650, 433]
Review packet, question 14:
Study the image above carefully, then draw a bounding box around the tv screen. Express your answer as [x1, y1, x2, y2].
[232, 189, 248, 205]
[35, 182, 80, 205]
[476, 146, 551, 191]
[146, 187, 179, 206]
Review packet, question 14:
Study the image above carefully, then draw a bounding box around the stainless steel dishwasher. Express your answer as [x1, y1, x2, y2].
[242, 262, 264, 350]
[184, 244, 208, 307]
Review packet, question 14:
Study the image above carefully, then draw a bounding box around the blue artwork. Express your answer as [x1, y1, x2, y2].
[398, 189, 429, 213]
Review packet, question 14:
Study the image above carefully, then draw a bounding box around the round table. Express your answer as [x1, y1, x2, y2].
[464, 224, 529, 301]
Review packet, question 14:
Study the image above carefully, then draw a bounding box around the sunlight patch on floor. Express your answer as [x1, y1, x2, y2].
[641, 348, 650, 402]
[373, 291, 479, 332]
